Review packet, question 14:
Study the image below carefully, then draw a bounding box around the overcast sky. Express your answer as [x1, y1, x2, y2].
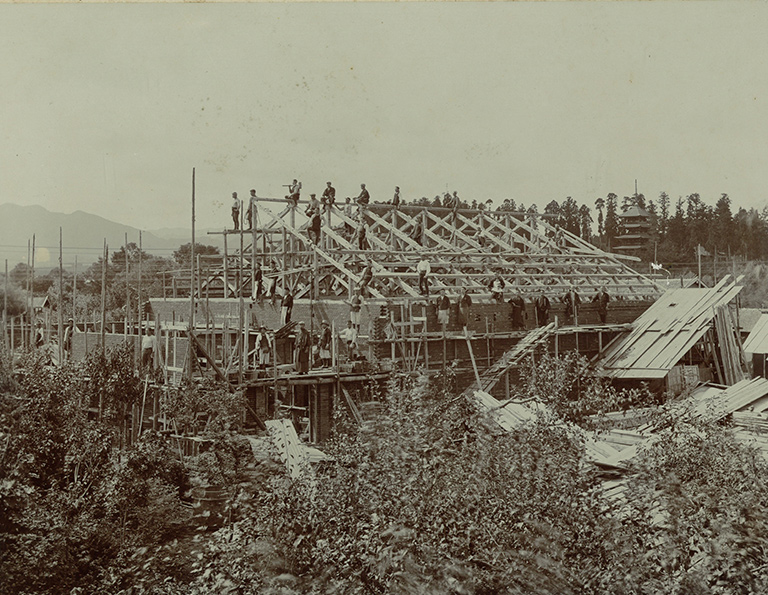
[1, 2, 767, 232]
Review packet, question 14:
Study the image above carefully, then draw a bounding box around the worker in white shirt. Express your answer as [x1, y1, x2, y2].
[231, 192, 241, 230]
[339, 320, 358, 361]
[141, 328, 156, 368]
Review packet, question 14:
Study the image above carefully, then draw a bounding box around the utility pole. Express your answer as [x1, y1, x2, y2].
[58, 228, 63, 366]
[3, 259, 7, 350]
[137, 231, 142, 365]
[73, 256, 77, 346]
[189, 167, 196, 381]
[239, 189, 245, 385]
[26, 239, 30, 350]
[31, 235, 36, 347]
[124, 232, 129, 343]
[100, 239, 108, 356]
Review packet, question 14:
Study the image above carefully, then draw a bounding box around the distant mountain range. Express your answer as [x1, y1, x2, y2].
[0, 204, 223, 272]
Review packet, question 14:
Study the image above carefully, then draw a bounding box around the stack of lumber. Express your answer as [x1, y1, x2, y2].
[714, 305, 748, 385]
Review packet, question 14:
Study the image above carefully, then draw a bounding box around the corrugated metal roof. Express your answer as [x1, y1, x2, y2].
[743, 314, 768, 354]
[598, 284, 742, 379]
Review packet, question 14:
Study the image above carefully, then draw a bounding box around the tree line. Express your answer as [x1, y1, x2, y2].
[405, 191, 768, 264]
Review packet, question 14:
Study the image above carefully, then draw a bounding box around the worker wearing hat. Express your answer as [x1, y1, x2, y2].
[294, 321, 311, 374]
[322, 181, 336, 211]
[319, 320, 332, 368]
[256, 325, 271, 369]
[306, 193, 321, 217]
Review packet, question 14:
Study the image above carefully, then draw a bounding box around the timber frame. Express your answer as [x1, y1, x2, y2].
[165, 198, 663, 303]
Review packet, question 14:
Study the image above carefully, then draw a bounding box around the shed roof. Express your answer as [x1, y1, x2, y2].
[598, 282, 742, 379]
[743, 313, 768, 354]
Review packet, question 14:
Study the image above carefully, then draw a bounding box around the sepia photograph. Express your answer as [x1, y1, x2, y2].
[2, 2, 768, 593]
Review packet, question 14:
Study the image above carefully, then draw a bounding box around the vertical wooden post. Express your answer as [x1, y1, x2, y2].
[58, 228, 64, 365]
[137, 232, 142, 367]
[423, 303, 429, 369]
[485, 317, 490, 366]
[3, 259, 7, 350]
[190, 168, 196, 346]
[26, 239, 30, 350]
[31, 235, 36, 349]
[73, 256, 77, 340]
[124, 232, 129, 343]
[223, 234, 229, 298]
[197, 254, 202, 301]
[239, 196, 245, 385]
[100, 239, 107, 356]
[205, 274, 211, 357]
[290, 206, 296, 291]
[251, 200, 257, 295]
[282, 226, 288, 295]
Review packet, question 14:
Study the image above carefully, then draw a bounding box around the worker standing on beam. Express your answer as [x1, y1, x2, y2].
[308, 210, 322, 245]
[348, 291, 362, 331]
[410, 219, 423, 246]
[294, 321, 311, 374]
[344, 197, 355, 236]
[231, 192, 240, 231]
[281, 287, 294, 326]
[246, 189, 256, 230]
[534, 291, 551, 327]
[592, 286, 610, 324]
[417, 254, 431, 296]
[355, 220, 369, 251]
[339, 320, 358, 360]
[392, 186, 401, 209]
[256, 325, 271, 370]
[358, 259, 374, 298]
[563, 288, 581, 325]
[437, 289, 451, 328]
[319, 321, 332, 367]
[459, 288, 472, 328]
[253, 262, 263, 300]
[508, 289, 527, 330]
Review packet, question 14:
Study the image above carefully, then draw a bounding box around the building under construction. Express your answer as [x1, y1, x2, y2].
[54, 191, 754, 447]
[64, 195, 673, 440]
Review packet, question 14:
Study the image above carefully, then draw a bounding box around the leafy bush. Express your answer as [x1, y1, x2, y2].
[251, 371, 613, 594]
[163, 378, 246, 435]
[0, 345, 192, 594]
[521, 352, 654, 429]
